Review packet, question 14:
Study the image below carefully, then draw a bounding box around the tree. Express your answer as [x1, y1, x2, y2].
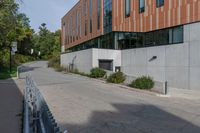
[16, 13, 34, 55]
[31, 23, 61, 59]
[0, 0, 18, 50]
[0, 0, 34, 69]
[0, 0, 18, 69]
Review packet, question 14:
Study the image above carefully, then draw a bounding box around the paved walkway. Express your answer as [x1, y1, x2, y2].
[24, 61, 200, 133]
[0, 78, 23, 133]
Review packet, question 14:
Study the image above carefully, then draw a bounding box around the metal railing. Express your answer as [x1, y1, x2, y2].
[23, 74, 62, 133]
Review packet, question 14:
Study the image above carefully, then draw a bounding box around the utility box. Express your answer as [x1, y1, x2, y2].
[115, 66, 121, 72]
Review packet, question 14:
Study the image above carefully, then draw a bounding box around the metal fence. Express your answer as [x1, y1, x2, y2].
[23, 74, 62, 133]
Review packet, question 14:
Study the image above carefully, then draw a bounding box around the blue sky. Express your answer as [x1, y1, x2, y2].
[18, 0, 78, 32]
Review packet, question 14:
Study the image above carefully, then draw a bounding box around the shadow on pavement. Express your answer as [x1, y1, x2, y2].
[0, 78, 23, 133]
[19, 65, 40, 73]
[60, 103, 200, 133]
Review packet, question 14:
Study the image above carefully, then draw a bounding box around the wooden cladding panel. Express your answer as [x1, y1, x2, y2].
[112, 0, 200, 32]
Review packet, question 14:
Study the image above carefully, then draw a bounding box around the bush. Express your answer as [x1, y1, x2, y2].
[107, 72, 126, 84]
[130, 76, 154, 90]
[90, 67, 106, 78]
[14, 54, 35, 65]
[48, 55, 60, 69]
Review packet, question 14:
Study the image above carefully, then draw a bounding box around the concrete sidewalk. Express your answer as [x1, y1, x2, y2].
[0, 78, 24, 133]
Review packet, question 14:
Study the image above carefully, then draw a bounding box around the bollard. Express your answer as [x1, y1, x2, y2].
[165, 81, 168, 95]
[17, 66, 20, 79]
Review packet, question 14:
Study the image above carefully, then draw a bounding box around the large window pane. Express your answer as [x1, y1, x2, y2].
[154, 29, 169, 45]
[173, 26, 183, 43]
[104, 0, 112, 34]
[90, 0, 92, 33]
[76, 11, 79, 40]
[156, 0, 164, 7]
[145, 32, 155, 46]
[139, 0, 145, 13]
[97, 0, 101, 30]
[125, 0, 130, 17]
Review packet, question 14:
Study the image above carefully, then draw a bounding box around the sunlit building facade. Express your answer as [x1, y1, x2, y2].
[61, 0, 200, 92]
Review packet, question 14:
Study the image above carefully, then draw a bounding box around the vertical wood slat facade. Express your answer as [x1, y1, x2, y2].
[113, 0, 200, 32]
[61, 0, 104, 50]
[62, 0, 200, 50]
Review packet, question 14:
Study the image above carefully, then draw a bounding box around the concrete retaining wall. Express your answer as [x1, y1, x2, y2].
[121, 22, 200, 91]
[61, 49, 93, 73]
[61, 49, 121, 74]
[61, 22, 200, 92]
[92, 49, 121, 71]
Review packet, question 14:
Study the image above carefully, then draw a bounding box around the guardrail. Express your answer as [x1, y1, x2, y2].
[23, 74, 62, 133]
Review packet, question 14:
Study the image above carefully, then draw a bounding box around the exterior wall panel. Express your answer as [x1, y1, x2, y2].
[61, 0, 104, 50]
[112, 0, 200, 32]
[62, 0, 200, 50]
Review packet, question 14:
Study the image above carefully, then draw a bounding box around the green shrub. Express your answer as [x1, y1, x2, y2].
[130, 76, 154, 90]
[90, 67, 106, 78]
[14, 54, 35, 65]
[107, 72, 126, 84]
[48, 55, 60, 69]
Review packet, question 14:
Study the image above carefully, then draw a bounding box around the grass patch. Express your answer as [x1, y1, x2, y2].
[0, 67, 17, 80]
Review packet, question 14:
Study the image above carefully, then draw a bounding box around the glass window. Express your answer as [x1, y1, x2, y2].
[84, 0, 87, 16]
[173, 26, 183, 43]
[76, 11, 79, 37]
[84, 0, 88, 36]
[85, 20, 87, 36]
[169, 29, 173, 44]
[125, 0, 130, 17]
[66, 26, 183, 52]
[90, 0, 92, 33]
[156, 0, 164, 7]
[145, 32, 155, 46]
[97, 0, 101, 30]
[139, 0, 145, 13]
[80, 12, 82, 37]
[104, 0, 112, 34]
[70, 16, 73, 43]
[154, 29, 169, 45]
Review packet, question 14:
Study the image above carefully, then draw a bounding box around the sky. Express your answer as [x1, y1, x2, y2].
[18, 0, 79, 32]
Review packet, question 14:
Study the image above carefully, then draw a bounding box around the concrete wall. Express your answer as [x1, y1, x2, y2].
[61, 22, 200, 92]
[92, 49, 121, 71]
[61, 48, 121, 73]
[121, 22, 200, 91]
[61, 49, 93, 73]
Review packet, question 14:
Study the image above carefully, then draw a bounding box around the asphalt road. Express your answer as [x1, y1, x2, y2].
[23, 61, 200, 133]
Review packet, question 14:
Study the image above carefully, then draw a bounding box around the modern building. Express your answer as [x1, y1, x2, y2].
[61, 0, 200, 92]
